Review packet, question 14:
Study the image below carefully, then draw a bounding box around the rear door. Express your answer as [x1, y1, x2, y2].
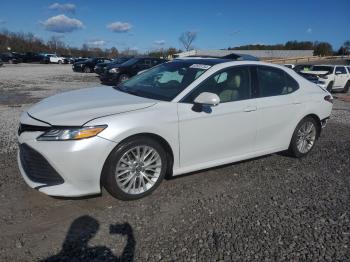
[254, 65, 301, 151]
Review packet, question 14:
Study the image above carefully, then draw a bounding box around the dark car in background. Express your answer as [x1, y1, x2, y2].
[0, 52, 22, 64]
[21, 52, 43, 63]
[94, 57, 131, 75]
[99, 57, 167, 85]
[72, 57, 111, 73]
[62, 56, 75, 64]
[0, 58, 3, 67]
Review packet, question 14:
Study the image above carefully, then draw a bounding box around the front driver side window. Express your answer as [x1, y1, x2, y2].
[183, 66, 252, 103]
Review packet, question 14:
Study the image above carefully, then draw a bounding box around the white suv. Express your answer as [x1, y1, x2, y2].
[300, 65, 350, 93]
[46, 54, 64, 64]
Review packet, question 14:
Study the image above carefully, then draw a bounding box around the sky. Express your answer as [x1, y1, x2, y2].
[0, 0, 349, 52]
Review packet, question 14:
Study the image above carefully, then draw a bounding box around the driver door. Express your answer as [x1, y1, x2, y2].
[177, 66, 258, 168]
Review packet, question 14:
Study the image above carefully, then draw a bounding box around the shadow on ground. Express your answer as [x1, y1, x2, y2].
[42, 215, 135, 262]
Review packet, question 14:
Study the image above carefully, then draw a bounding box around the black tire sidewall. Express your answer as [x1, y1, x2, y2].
[327, 81, 333, 92]
[103, 137, 167, 200]
[343, 81, 350, 93]
[289, 117, 319, 158]
[118, 74, 129, 83]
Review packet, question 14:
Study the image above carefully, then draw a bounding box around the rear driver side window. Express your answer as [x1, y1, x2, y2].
[257, 66, 298, 97]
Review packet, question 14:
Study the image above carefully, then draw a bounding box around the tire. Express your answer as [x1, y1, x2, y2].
[326, 81, 333, 92]
[343, 81, 350, 93]
[58, 60, 62, 64]
[118, 74, 130, 83]
[84, 67, 91, 73]
[9, 59, 13, 64]
[102, 136, 167, 200]
[288, 116, 319, 158]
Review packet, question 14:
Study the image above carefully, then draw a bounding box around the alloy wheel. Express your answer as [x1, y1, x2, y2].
[296, 121, 317, 154]
[115, 146, 162, 195]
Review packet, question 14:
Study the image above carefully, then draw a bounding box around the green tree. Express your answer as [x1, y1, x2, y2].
[313, 42, 333, 56]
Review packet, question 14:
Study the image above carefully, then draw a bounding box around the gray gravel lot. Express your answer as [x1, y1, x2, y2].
[0, 64, 349, 261]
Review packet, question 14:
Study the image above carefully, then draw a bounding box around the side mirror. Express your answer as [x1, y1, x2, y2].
[194, 92, 220, 106]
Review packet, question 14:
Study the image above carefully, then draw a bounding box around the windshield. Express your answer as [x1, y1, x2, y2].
[311, 66, 334, 73]
[120, 58, 139, 66]
[116, 61, 210, 101]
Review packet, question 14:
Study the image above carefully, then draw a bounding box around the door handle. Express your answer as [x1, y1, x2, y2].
[243, 106, 257, 112]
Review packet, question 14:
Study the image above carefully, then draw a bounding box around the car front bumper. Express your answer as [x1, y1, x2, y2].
[99, 73, 120, 84]
[18, 131, 117, 197]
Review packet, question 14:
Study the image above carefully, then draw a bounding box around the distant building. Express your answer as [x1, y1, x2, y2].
[174, 49, 314, 59]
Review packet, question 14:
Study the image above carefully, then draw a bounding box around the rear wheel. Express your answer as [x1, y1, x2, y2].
[343, 81, 350, 93]
[58, 60, 62, 64]
[103, 137, 167, 200]
[288, 117, 319, 158]
[326, 81, 334, 92]
[84, 67, 91, 73]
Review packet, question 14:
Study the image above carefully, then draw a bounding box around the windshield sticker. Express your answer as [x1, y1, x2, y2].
[190, 64, 211, 70]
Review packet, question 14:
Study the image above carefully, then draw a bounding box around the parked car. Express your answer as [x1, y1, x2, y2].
[293, 64, 312, 73]
[72, 58, 89, 63]
[62, 56, 74, 64]
[284, 64, 295, 69]
[40, 55, 51, 64]
[0, 52, 22, 64]
[100, 57, 166, 84]
[94, 57, 131, 75]
[72, 58, 111, 73]
[17, 58, 333, 200]
[47, 54, 65, 64]
[300, 65, 350, 93]
[21, 52, 43, 63]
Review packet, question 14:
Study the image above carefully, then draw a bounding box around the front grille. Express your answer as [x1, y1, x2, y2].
[18, 123, 51, 136]
[19, 143, 64, 185]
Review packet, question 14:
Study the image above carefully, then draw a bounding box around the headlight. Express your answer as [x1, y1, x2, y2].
[109, 68, 119, 73]
[37, 125, 107, 141]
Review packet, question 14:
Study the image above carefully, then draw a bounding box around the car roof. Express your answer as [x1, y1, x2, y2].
[173, 57, 233, 65]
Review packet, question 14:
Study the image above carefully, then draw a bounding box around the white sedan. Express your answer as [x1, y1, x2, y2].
[18, 58, 333, 200]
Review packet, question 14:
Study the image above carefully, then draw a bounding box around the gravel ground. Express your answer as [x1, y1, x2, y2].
[0, 64, 349, 261]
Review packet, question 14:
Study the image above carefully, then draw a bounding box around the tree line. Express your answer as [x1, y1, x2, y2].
[0, 30, 182, 58]
[228, 40, 350, 56]
[1, 29, 349, 58]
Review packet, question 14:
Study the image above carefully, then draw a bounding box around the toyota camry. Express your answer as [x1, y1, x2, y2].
[18, 58, 333, 200]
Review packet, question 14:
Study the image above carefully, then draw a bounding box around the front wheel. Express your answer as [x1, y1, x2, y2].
[103, 137, 167, 200]
[288, 117, 319, 158]
[84, 67, 91, 73]
[118, 74, 130, 83]
[326, 81, 333, 92]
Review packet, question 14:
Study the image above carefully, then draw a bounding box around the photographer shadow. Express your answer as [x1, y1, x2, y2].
[42, 215, 135, 262]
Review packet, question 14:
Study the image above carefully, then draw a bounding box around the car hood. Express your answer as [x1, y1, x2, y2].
[28, 86, 157, 126]
[300, 70, 329, 75]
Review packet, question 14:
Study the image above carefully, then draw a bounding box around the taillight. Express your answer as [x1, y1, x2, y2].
[324, 95, 333, 104]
